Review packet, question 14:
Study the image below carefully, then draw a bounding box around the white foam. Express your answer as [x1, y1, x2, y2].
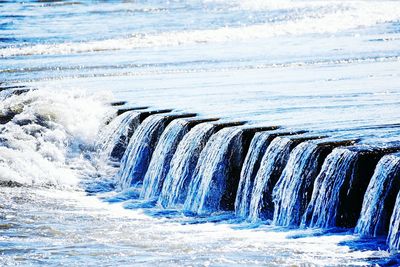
[1, 1, 399, 57]
[0, 88, 115, 187]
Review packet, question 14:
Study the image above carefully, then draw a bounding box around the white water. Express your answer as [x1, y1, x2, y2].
[2, 0, 400, 265]
[2, 1, 400, 58]
[1, 186, 391, 266]
[248, 137, 293, 222]
[159, 122, 216, 208]
[0, 89, 113, 187]
[302, 148, 359, 228]
[272, 141, 321, 227]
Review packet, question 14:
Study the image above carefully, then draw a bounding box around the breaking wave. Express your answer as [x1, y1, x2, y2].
[0, 88, 114, 187]
[1, 1, 400, 57]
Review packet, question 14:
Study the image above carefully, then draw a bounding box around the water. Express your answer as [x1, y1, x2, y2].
[356, 153, 400, 237]
[184, 127, 244, 215]
[2, 187, 392, 267]
[0, 89, 112, 187]
[248, 137, 294, 222]
[141, 119, 189, 200]
[2, 0, 400, 265]
[95, 110, 141, 163]
[301, 148, 360, 228]
[272, 141, 322, 227]
[159, 122, 215, 208]
[117, 114, 168, 190]
[235, 131, 274, 218]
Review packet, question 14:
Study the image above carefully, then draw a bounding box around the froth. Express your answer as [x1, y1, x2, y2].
[0, 88, 114, 187]
[1, 1, 399, 57]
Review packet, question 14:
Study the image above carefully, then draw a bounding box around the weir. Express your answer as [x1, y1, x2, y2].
[110, 101, 128, 107]
[99, 109, 174, 162]
[302, 145, 400, 228]
[117, 106, 149, 116]
[96, 102, 400, 252]
[183, 125, 278, 214]
[0, 85, 29, 91]
[247, 135, 324, 222]
[0, 113, 16, 124]
[158, 121, 247, 208]
[117, 112, 197, 189]
[356, 153, 400, 237]
[136, 109, 175, 123]
[140, 117, 219, 200]
[0, 88, 35, 124]
[0, 87, 33, 95]
[388, 182, 400, 251]
[272, 139, 358, 227]
[105, 108, 174, 126]
[235, 130, 307, 218]
[97, 111, 142, 162]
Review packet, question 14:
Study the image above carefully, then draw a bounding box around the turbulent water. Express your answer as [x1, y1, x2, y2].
[158, 122, 216, 208]
[141, 118, 190, 200]
[235, 131, 274, 218]
[2, 0, 400, 266]
[272, 141, 322, 227]
[301, 148, 360, 228]
[248, 137, 294, 222]
[96, 110, 141, 163]
[184, 127, 244, 215]
[356, 153, 400, 237]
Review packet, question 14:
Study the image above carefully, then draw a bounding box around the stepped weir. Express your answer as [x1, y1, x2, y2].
[2, 87, 400, 252]
[96, 102, 400, 252]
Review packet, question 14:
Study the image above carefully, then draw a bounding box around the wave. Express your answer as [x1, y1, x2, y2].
[0, 88, 114, 187]
[1, 1, 399, 57]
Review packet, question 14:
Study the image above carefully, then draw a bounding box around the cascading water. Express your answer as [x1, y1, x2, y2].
[355, 153, 400, 237]
[302, 146, 391, 229]
[158, 123, 215, 208]
[184, 127, 244, 215]
[3, 91, 400, 259]
[5, 0, 400, 264]
[388, 189, 400, 251]
[117, 114, 169, 190]
[272, 141, 323, 227]
[235, 131, 274, 218]
[4, 89, 398, 256]
[140, 119, 191, 200]
[96, 111, 141, 162]
[301, 148, 359, 228]
[247, 137, 295, 222]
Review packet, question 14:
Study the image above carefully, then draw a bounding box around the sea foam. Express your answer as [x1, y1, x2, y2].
[1, 1, 399, 57]
[0, 88, 114, 187]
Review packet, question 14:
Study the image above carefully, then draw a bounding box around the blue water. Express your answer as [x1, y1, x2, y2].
[2, 0, 400, 266]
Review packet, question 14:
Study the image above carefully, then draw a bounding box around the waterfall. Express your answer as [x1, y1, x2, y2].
[96, 111, 140, 162]
[272, 141, 322, 227]
[302, 147, 388, 229]
[388, 190, 400, 251]
[97, 103, 400, 251]
[301, 148, 361, 228]
[158, 123, 215, 208]
[355, 153, 400, 237]
[184, 127, 244, 215]
[117, 115, 169, 189]
[248, 136, 294, 222]
[234, 131, 274, 218]
[140, 119, 190, 200]
[271, 139, 356, 227]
